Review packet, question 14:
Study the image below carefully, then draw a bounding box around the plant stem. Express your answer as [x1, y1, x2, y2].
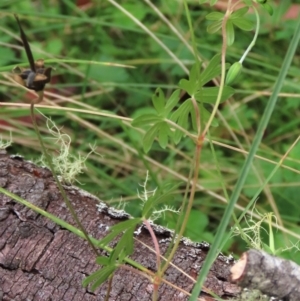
[189, 5, 300, 300]
[240, 6, 260, 64]
[30, 103, 99, 256]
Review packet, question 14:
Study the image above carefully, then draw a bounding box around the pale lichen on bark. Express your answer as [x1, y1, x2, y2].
[231, 249, 300, 301]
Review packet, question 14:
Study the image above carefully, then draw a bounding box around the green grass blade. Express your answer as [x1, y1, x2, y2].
[189, 13, 300, 301]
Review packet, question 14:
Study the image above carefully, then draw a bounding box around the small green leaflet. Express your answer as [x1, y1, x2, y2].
[230, 6, 249, 19]
[152, 88, 180, 117]
[198, 0, 218, 4]
[132, 88, 180, 153]
[226, 21, 235, 46]
[171, 99, 194, 144]
[261, 2, 273, 16]
[205, 12, 223, 21]
[206, 6, 254, 46]
[97, 218, 140, 247]
[132, 55, 235, 152]
[83, 218, 140, 291]
[142, 121, 173, 152]
[178, 56, 235, 103]
[194, 86, 235, 103]
[179, 63, 202, 96]
[131, 114, 162, 127]
[82, 264, 116, 291]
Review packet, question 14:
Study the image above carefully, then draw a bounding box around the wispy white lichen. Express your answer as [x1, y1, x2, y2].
[137, 171, 179, 221]
[39, 117, 95, 183]
[0, 132, 12, 149]
[137, 170, 157, 204]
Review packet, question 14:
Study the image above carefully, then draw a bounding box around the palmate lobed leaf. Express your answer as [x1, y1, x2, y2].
[171, 98, 192, 122]
[90, 266, 116, 292]
[132, 114, 163, 127]
[97, 218, 141, 247]
[199, 106, 219, 127]
[143, 123, 160, 153]
[226, 21, 235, 46]
[189, 63, 199, 89]
[111, 227, 135, 262]
[194, 86, 235, 104]
[152, 87, 165, 115]
[179, 78, 195, 96]
[207, 19, 223, 34]
[82, 265, 116, 290]
[165, 89, 181, 113]
[206, 6, 253, 44]
[107, 218, 141, 233]
[230, 6, 249, 19]
[171, 99, 193, 143]
[143, 121, 172, 153]
[86, 224, 138, 292]
[95, 256, 111, 266]
[232, 18, 254, 31]
[158, 122, 173, 149]
[261, 2, 273, 16]
[205, 12, 224, 21]
[201, 54, 222, 86]
[179, 63, 202, 96]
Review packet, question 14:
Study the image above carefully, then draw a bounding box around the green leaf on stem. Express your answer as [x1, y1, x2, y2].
[261, 3, 273, 16]
[205, 12, 224, 21]
[97, 218, 140, 247]
[230, 6, 249, 19]
[111, 226, 135, 262]
[82, 265, 116, 291]
[171, 99, 193, 143]
[158, 122, 173, 149]
[132, 114, 162, 127]
[143, 122, 172, 152]
[207, 19, 223, 34]
[165, 89, 181, 113]
[194, 86, 235, 104]
[232, 18, 254, 31]
[201, 54, 222, 85]
[179, 63, 202, 96]
[152, 87, 165, 115]
[226, 20, 235, 46]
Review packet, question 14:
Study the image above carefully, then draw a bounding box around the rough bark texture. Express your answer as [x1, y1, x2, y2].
[231, 249, 300, 301]
[0, 151, 240, 301]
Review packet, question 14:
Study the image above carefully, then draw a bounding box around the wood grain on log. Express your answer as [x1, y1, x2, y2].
[231, 249, 300, 301]
[0, 151, 240, 300]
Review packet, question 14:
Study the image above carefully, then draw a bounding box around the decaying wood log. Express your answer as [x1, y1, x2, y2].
[0, 150, 240, 300]
[231, 249, 300, 301]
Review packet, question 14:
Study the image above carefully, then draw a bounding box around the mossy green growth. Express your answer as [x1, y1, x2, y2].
[230, 289, 272, 301]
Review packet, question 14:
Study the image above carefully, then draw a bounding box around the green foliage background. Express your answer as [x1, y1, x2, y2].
[1, 0, 300, 264]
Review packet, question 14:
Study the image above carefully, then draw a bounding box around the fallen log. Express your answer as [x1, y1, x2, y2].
[231, 249, 300, 301]
[0, 151, 239, 301]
